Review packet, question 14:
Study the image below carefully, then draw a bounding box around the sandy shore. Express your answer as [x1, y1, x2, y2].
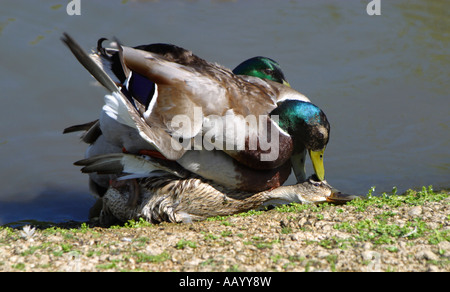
[0, 187, 448, 272]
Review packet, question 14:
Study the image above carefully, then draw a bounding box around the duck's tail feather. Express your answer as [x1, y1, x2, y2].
[63, 119, 102, 144]
[61, 33, 119, 93]
[61, 33, 186, 160]
[94, 37, 130, 85]
[74, 153, 190, 179]
[63, 120, 98, 134]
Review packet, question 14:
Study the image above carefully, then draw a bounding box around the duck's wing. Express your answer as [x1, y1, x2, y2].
[122, 46, 312, 117]
[63, 34, 313, 169]
[238, 75, 311, 104]
[62, 33, 185, 160]
[74, 153, 190, 180]
[133, 43, 211, 68]
[122, 47, 294, 169]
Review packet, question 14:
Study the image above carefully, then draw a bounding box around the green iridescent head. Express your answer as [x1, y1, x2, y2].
[270, 100, 330, 182]
[233, 56, 290, 86]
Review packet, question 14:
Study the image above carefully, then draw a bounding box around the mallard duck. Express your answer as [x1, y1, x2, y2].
[232, 56, 291, 87]
[64, 54, 292, 198]
[97, 163, 355, 225]
[62, 33, 330, 195]
[76, 153, 357, 224]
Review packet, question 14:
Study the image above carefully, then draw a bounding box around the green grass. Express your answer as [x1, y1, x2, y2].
[275, 201, 331, 213]
[348, 185, 448, 211]
[133, 251, 170, 263]
[96, 262, 117, 270]
[12, 262, 25, 270]
[271, 185, 449, 251]
[335, 217, 429, 245]
[272, 185, 448, 215]
[0, 186, 448, 236]
[122, 218, 154, 228]
[329, 186, 449, 247]
[0, 185, 447, 272]
[175, 239, 197, 249]
[244, 237, 280, 249]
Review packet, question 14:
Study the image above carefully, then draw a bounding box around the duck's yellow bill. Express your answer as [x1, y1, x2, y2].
[282, 80, 291, 87]
[309, 148, 325, 181]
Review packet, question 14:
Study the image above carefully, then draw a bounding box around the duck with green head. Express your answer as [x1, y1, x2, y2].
[233, 56, 291, 87]
[233, 56, 328, 182]
[62, 34, 330, 195]
[270, 99, 329, 182]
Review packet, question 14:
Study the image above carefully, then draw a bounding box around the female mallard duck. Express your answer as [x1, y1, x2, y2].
[62, 33, 329, 195]
[95, 155, 355, 225]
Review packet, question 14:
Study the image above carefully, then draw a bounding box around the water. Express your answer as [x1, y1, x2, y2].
[0, 0, 448, 225]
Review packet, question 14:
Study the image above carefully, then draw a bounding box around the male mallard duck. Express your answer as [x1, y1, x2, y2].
[64, 54, 292, 197]
[62, 33, 329, 195]
[232, 56, 291, 87]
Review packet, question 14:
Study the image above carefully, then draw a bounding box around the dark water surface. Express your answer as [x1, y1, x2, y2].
[0, 0, 448, 225]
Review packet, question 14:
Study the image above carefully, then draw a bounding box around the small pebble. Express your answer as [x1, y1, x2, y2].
[416, 250, 439, 261]
[408, 206, 422, 217]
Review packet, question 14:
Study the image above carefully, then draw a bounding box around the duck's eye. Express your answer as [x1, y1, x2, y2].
[263, 68, 274, 75]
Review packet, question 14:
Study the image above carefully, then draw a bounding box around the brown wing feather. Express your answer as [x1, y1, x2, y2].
[119, 45, 302, 168]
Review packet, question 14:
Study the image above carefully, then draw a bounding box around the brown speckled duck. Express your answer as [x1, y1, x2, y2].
[97, 166, 355, 225]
